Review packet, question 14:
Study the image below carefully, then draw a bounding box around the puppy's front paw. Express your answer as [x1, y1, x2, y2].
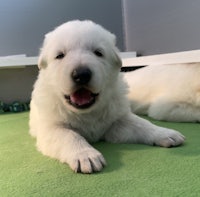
[154, 129, 185, 148]
[68, 148, 106, 174]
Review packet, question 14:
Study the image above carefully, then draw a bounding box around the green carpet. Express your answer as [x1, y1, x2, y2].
[1, 112, 200, 197]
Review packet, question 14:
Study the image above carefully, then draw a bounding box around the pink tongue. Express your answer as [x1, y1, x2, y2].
[70, 89, 93, 106]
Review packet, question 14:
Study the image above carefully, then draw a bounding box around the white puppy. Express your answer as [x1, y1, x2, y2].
[29, 20, 185, 174]
[125, 63, 200, 122]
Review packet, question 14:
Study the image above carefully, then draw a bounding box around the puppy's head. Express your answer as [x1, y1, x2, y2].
[38, 20, 122, 113]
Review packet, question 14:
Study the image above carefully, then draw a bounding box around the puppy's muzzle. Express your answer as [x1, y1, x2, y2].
[71, 66, 92, 85]
[64, 66, 99, 109]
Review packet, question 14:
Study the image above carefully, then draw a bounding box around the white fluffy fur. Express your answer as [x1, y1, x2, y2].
[29, 20, 185, 174]
[125, 63, 200, 122]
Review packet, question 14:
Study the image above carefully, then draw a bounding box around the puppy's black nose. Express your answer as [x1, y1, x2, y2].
[71, 67, 92, 85]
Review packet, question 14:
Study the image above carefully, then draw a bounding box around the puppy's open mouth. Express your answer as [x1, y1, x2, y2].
[64, 88, 99, 109]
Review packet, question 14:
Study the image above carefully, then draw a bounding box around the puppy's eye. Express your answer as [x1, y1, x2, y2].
[93, 49, 103, 57]
[55, 52, 65, 59]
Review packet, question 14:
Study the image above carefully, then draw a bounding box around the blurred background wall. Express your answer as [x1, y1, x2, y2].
[1, 0, 200, 102]
[0, 0, 124, 56]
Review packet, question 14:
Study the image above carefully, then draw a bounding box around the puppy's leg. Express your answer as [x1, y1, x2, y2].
[36, 126, 106, 173]
[105, 112, 185, 147]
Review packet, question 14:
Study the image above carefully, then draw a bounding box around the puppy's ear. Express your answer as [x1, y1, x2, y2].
[38, 52, 47, 70]
[110, 34, 122, 68]
[112, 47, 122, 68]
[38, 51, 47, 69]
[38, 33, 51, 69]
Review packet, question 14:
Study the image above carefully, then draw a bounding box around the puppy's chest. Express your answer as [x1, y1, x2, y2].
[67, 115, 112, 142]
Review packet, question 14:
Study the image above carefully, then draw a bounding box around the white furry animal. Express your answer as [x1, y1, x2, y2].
[29, 20, 185, 174]
[125, 63, 200, 122]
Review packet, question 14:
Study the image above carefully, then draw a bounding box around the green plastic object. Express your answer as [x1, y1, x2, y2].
[0, 101, 30, 113]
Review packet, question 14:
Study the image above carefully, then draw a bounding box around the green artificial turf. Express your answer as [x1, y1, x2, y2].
[1, 112, 200, 197]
